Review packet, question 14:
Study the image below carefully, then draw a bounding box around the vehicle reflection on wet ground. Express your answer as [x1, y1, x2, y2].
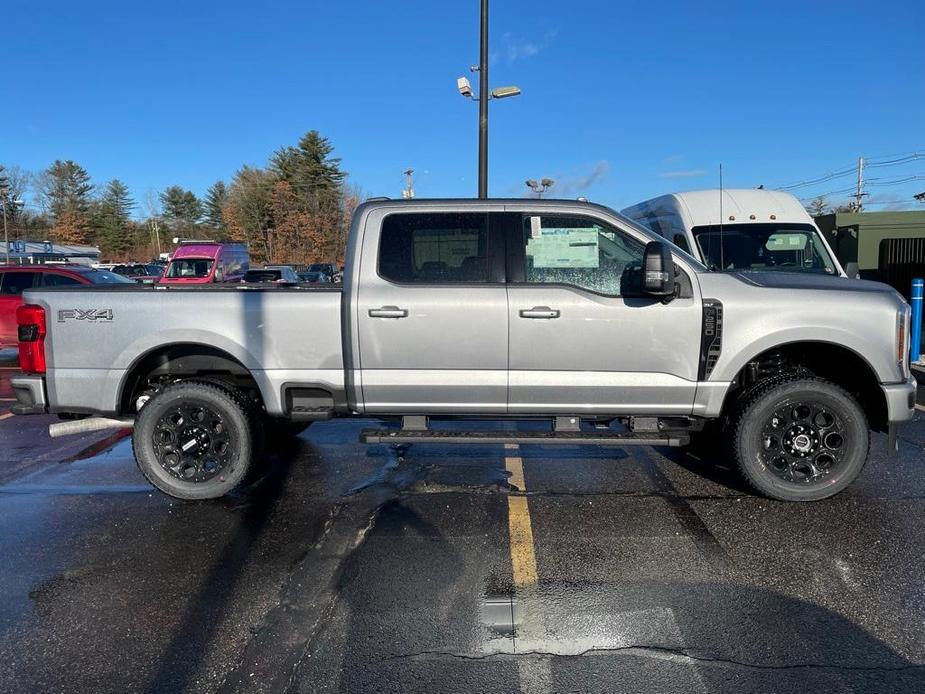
[1, 409, 925, 693]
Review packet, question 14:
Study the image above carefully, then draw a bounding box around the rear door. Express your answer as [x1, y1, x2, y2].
[0, 270, 41, 346]
[506, 211, 702, 414]
[355, 208, 509, 413]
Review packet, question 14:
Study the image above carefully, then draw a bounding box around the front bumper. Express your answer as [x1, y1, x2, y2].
[882, 375, 917, 424]
[883, 375, 917, 454]
[10, 374, 48, 415]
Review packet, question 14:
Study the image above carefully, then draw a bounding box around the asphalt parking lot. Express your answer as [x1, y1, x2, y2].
[2, 353, 925, 693]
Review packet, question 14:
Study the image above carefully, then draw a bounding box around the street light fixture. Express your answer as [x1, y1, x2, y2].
[525, 178, 555, 198]
[455, 0, 521, 199]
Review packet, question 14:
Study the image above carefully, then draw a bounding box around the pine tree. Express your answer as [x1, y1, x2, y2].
[204, 181, 228, 230]
[160, 185, 203, 233]
[97, 179, 135, 257]
[270, 130, 345, 214]
[41, 160, 93, 219]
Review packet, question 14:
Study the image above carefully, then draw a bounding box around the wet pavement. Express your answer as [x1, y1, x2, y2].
[2, 367, 925, 692]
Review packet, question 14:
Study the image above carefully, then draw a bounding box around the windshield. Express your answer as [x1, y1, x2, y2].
[692, 223, 837, 275]
[165, 258, 214, 279]
[83, 269, 136, 284]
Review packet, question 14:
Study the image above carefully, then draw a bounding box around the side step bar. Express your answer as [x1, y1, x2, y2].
[360, 428, 689, 447]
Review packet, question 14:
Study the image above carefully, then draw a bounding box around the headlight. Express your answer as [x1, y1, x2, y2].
[898, 305, 911, 377]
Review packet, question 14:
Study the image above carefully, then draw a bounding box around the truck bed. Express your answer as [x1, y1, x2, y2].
[21, 284, 345, 416]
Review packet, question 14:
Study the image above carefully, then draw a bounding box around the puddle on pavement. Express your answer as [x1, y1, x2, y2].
[0, 433, 149, 495]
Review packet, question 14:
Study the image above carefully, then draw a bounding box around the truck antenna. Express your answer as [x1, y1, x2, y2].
[719, 164, 725, 271]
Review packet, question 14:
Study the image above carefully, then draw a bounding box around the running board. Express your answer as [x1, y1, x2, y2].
[360, 429, 689, 447]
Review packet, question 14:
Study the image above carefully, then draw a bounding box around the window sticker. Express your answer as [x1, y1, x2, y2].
[528, 228, 599, 268]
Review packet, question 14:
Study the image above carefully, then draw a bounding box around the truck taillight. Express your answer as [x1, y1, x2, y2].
[16, 304, 47, 374]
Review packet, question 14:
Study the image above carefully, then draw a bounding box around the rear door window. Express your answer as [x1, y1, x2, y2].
[378, 212, 494, 283]
[0, 271, 40, 296]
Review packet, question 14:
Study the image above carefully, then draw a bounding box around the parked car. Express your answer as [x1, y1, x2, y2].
[621, 189, 845, 276]
[297, 270, 330, 284]
[0, 264, 134, 346]
[159, 241, 249, 285]
[241, 266, 300, 284]
[11, 198, 916, 503]
[112, 263, 164, 284]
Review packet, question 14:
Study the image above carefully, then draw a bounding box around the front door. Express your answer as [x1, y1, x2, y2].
[356, 209, 509, 414]
[506, 212, 702, 414]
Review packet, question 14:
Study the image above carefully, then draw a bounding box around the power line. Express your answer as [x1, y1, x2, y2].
[774, 150, 924, 191]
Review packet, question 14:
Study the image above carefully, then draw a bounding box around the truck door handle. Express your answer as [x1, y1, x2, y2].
[519, 306, 560, 319]
[368, 306, 408, 318]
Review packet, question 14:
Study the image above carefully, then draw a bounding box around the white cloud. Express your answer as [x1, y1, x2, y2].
[660, 169, 707, 178]
[498, 29, 558, 64]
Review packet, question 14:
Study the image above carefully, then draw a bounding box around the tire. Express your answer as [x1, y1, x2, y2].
[730, 376, 869, 501]
[133, 380, 257, 500]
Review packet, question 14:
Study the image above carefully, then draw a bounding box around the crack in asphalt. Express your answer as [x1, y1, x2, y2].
[383, 645, 925, 673]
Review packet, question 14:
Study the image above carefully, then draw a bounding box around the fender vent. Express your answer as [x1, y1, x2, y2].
[699, 299, 723, 380]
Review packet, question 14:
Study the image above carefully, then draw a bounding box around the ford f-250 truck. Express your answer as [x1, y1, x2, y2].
[10, 199, 917, 502]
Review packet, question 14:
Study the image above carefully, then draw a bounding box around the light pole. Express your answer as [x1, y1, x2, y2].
[456, 0, 521, 199]
[526, 178, 555, 198]
[0, 194, 20, 265]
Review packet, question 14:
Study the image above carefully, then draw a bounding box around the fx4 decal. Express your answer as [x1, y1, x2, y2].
[57, 309, 114, 323]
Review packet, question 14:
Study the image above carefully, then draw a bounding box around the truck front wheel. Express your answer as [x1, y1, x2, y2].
[731, 377, 869, 501]
[133, 381, 256, 500]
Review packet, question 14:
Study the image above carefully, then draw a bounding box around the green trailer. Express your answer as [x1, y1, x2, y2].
[815, 210, 925, 299]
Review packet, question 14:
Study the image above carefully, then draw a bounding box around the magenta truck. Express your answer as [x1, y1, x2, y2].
[159, 241, 250, 285]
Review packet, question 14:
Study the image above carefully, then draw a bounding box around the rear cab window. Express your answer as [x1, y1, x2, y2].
[378, 212, 500, 283]
[0, 270, 41, 295]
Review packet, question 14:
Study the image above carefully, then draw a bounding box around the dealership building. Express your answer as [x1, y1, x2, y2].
[4, 240, 101, 265]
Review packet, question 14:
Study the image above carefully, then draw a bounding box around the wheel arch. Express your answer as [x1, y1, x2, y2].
[723, 340, 887, 432]
[118, 342, 266, 415]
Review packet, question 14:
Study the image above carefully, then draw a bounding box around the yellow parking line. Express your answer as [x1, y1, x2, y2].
[505, 451, 539, 588]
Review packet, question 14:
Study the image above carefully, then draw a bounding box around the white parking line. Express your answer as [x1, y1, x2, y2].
[0, 412, 14, 421]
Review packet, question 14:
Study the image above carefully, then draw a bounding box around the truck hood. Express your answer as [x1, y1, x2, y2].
[728, 271, 900, 297]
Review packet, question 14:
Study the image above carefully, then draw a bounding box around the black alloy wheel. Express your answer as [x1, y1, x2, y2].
[760, 401, 846, 484]
[133, 380, 256, 500]
[731, 377, 869, 501]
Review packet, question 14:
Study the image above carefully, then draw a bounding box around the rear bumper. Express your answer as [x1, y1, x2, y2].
[9, 374, 48, 415]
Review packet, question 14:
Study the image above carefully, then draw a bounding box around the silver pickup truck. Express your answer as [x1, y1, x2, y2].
[11, 198, 917, 502]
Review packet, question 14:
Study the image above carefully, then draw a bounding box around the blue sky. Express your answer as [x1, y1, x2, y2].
[3, 0, 923, 213]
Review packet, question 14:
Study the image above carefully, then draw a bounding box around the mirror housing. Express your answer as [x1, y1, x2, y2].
[643, 241, 676, 298]
[844, 261, 859, 279]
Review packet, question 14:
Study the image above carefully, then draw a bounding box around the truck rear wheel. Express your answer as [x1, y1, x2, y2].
[133, 380, 256, 500]
[730, 377, 869, 501]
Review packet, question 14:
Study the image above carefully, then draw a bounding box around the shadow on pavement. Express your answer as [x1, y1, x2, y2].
[143, 437, 301, 694]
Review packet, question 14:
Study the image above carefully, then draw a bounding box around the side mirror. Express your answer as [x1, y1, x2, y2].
[214, 267, 224, 282]
[643, 241, 676, 298]
[844, 262, 859, 279]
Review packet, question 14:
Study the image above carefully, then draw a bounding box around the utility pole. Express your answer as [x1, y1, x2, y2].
[1, 196, 8, 265]
[477, 0, 489, 199]
[402, 169, 415, 199]
[853, 156, 866, 212]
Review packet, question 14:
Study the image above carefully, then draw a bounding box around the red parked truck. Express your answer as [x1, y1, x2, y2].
[159, 242, 249, 285]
